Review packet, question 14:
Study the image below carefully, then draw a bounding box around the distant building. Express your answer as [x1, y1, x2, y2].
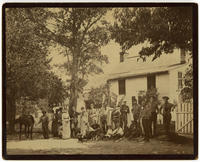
[107, 48, 188, 108]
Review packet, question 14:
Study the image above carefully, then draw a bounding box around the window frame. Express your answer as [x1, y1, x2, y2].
[147, 74, 156, 90]
[118, 79, 126, 95]
[178, 71, 183, 89]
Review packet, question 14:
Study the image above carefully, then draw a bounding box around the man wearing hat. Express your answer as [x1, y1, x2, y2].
[140, 101, 152, 142]
[149, 96, 158, 137]
[132, 98, 140, 124]
[120, 101, 130, 131]
[111, 105, 121, 129]
[161, 96, 174, 135]
[38, 110, 49, 139]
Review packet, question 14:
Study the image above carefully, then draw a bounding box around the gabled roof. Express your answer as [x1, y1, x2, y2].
[107, 60, 186, 81]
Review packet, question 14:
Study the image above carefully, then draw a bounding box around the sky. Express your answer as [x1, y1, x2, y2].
[48, 8, 182, 91]
[49, 39, 144, 90]
[48, 9, 144, 90]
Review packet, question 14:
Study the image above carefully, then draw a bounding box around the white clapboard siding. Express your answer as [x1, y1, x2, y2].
[176, 101, 193, 134]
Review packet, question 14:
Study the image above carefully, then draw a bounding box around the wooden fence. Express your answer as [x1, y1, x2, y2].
[175, 102, 193, 134]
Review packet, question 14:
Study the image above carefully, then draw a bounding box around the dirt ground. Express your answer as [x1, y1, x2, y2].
[6, 134, 193, 155]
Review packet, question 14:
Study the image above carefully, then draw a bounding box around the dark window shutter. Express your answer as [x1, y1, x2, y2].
[178, 72, 183, 89]
[147, 74, 156, 90]
[118, 79, 126, 95]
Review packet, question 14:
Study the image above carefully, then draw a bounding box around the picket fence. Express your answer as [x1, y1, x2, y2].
[175, 101, 193, 134]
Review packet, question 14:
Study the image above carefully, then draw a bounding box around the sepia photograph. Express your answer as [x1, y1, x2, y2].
[2, 3, 198, 160]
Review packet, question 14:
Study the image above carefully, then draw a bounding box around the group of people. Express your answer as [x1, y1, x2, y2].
[37, 95, 175, 143]
[37, 107, 71, 139]
[131, 95, 175, 142]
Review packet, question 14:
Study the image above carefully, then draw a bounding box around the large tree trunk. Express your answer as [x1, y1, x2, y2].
[69, 10, 80, 117]
[69, 79, 78, 117]
[69, 47, 79, 117]
[7, 96, 17, 134]
[6, 85, 17, 134]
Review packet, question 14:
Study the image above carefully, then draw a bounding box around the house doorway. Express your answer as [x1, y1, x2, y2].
[147, 74, 156, 90]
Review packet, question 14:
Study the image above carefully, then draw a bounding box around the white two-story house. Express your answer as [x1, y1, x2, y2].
[107, 48, 189, 109]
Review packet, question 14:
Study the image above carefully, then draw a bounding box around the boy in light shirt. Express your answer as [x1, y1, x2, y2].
[111, 122, 124, 140]
[105, 125, 113, 138]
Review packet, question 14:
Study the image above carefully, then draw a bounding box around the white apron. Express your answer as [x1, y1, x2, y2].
[62, 112, 71, 139]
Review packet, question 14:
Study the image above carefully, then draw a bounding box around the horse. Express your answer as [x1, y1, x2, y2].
[15, 114, 35, 140]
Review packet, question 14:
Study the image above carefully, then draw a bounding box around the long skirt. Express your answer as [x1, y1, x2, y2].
[62, 120, 71, 139]
[52, 121, 58, 137]
[42, 124, 49, 139]
[80, 123, 88, 137]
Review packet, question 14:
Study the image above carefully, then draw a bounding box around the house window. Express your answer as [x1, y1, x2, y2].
[120, 52, 124, 62]
[118, 79, 126, 95]
[180, 49, 186, 64]
[178, 72, 183, 89]
[147, 74, 156, 90]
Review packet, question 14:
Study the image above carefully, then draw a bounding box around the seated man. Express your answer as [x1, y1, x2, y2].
[78, 123, 102, 142]
[125, 121, 141, 140]
[104, 125, 113, 139]
[86, 123, 101, 141]
[111, 122, 124, 140]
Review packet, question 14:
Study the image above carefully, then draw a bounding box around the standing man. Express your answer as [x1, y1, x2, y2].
[132, 99, 140, 124]
[161, 96, 174, 135]
[111, 106, 121, 129]
[38, 110, 49, 139]
[120, 101, 130, 131]
[141, 101, 152, 142]
[139, 99, 146, 136]
[99, 104, 108, 133]
[149, 96, 158, 137]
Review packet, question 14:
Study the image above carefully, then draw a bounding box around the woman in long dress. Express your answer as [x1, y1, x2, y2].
[80, 107, 89, 138]
[87, 103, 98, 127]
[52, 109, 59, 137]
[62, 108, 71, 139]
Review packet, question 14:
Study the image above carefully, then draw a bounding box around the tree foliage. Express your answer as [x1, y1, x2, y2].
[180, 63, 193, 102]
[111, 7, 192, 60]
[111, 7, 193, 100]
[6, 8, 52, 100]
[6, 8, 67, 132]
[24, 8, 111, 111]
[46, 72, 68, 107]
[87, 83, 110, 108]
